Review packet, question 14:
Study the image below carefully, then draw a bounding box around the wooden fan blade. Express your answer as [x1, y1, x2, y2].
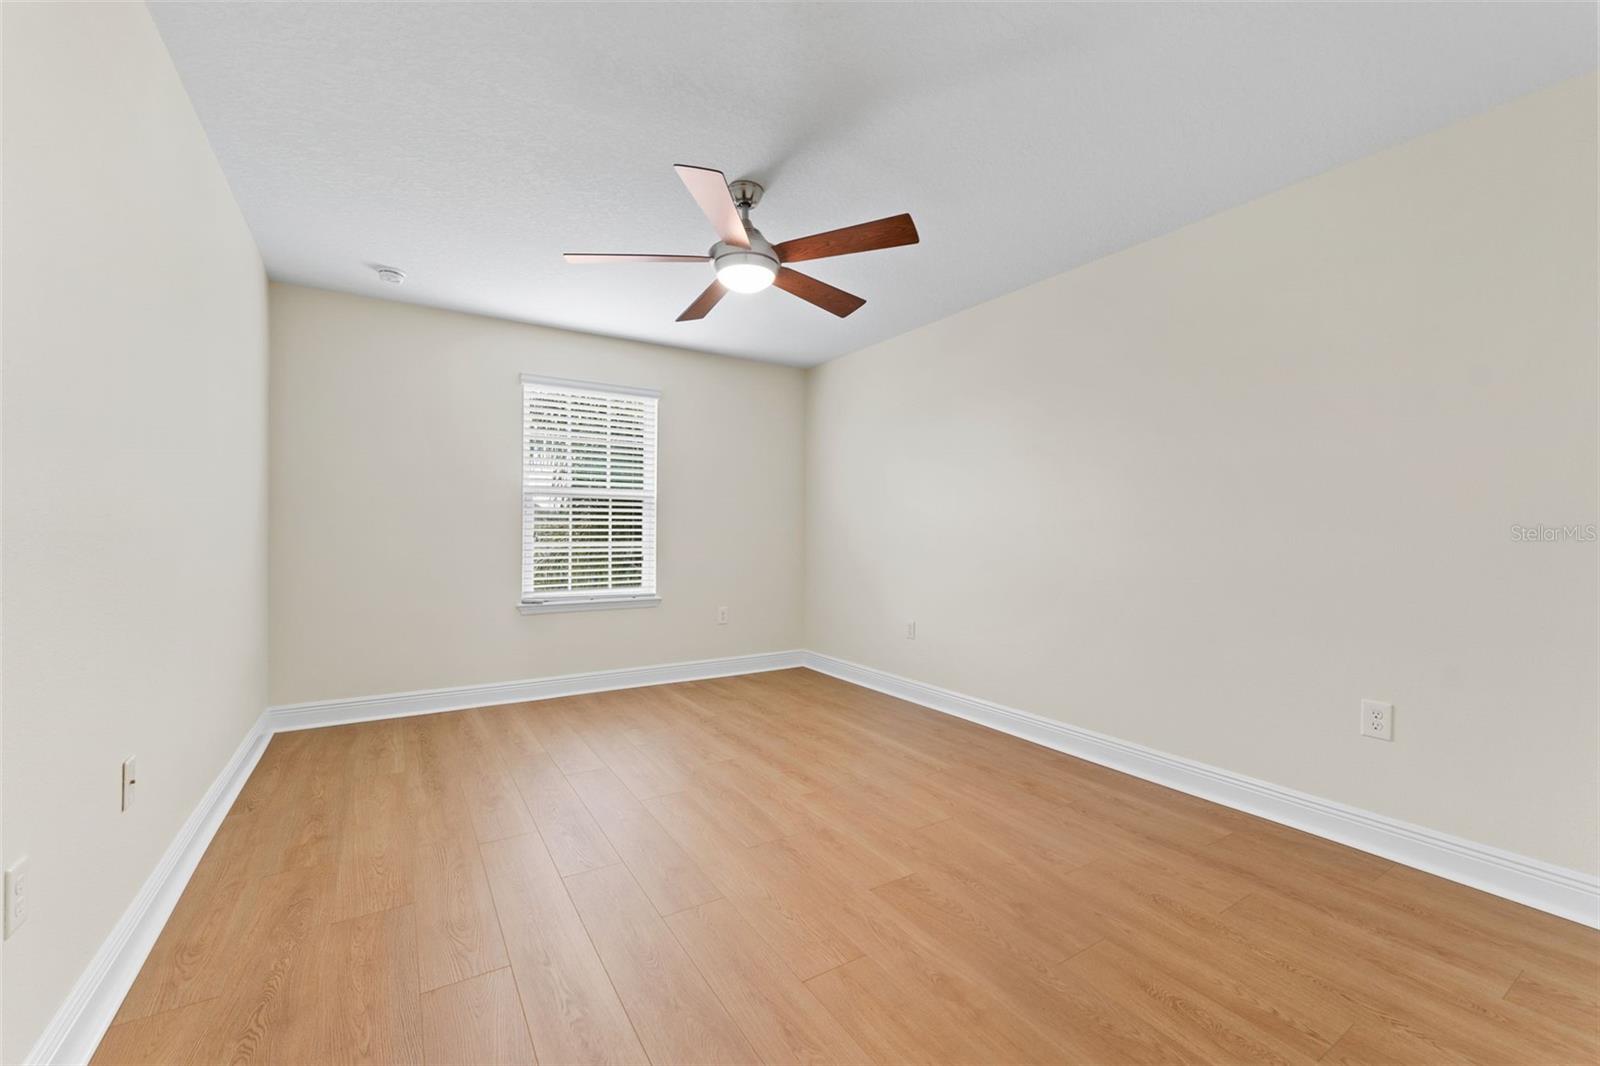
[773, 267, 865, 318]
[676, 279, 729, 321]
[674, 164, 750, 249]
[564, 253, 710, 264]
[773, 213, 919, 263]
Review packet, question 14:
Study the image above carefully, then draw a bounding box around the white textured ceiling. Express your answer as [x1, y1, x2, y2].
[150, 2, 1594, 367]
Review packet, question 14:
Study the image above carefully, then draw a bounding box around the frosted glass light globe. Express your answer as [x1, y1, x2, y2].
[714, 253, 777, 293]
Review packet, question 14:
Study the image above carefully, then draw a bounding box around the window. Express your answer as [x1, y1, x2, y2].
[520, 375, 659, 614]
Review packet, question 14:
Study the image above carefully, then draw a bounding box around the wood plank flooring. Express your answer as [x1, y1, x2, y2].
[92, 668, 1599, 1065]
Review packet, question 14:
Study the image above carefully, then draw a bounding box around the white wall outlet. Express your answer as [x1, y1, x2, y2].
[1360, 700, 1393, 741]
[716, 606, 728, 625]
[5, 857, 28, 938]
[123, 756, 138, 811]
[905, 620, 916, 640]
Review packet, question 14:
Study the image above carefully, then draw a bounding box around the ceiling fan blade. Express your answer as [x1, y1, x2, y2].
[674, 164, 750, 249]
[563, 253, 710, 264]
[773, 267, 866, 318]
[773, 213, 919, 263]
[676, 279, 729, 321]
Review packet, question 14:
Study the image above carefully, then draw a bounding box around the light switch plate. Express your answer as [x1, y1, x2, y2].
[123, 756, 138, 811]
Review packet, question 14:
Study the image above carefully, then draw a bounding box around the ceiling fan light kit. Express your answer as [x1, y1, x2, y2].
[564, 164, 918, 322]
[714, 252, 778, 293]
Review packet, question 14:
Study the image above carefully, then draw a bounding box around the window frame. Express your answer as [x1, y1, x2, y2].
[518, 373, 661, 616]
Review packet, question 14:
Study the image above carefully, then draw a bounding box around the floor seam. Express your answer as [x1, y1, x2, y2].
[1316, 1019, 1358, 1061]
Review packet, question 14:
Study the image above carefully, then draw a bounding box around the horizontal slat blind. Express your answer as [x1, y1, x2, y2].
[522, 377, 658, 604]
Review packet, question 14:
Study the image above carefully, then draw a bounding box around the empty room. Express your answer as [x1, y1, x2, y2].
[2, 2, 1596, 1064]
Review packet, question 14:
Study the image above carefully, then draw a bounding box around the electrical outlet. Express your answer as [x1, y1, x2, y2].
[5, 857, 28, 938]
[716, 606, 728, 625]
[123, 756, 138, 811]
[906, 620, 916, 640]
[1360, 700, 1393, 741]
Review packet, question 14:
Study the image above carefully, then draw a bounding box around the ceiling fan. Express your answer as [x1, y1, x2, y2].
[564, 165, 918, 322]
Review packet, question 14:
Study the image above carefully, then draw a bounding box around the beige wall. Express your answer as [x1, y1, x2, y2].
[805, 75, 1599, 875]
[268, 284, 805, 705]
[1, 3, 269, 1060]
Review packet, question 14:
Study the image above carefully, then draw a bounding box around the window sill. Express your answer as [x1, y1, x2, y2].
[518, 596, 661, 616]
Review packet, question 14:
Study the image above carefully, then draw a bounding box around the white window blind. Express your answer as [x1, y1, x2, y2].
[521, 375, 658, 610]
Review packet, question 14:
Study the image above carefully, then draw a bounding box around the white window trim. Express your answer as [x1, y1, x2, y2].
[519, 374, 661, 616]
[519, 372, 660, 398]
[517, 594, 662, 615]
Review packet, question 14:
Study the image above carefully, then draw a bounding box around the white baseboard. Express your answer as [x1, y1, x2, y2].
[801, 651, 1600, 929]
[265, 650, 807, 732]
[26, 714, 273, 1066]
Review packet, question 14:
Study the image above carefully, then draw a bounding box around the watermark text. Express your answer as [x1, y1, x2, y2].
[1510, 523, 1597, 542]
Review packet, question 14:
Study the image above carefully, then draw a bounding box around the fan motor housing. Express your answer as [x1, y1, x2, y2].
[710, 226, 779, 273]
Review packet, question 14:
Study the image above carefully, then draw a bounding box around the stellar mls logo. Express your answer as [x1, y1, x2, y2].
[1510, 523, 1598, 542]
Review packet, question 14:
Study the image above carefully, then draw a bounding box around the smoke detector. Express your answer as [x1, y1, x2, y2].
[374, 266, 406, 285]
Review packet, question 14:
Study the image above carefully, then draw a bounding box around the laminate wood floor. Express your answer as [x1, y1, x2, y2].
[93, 668, 1599, 1065]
